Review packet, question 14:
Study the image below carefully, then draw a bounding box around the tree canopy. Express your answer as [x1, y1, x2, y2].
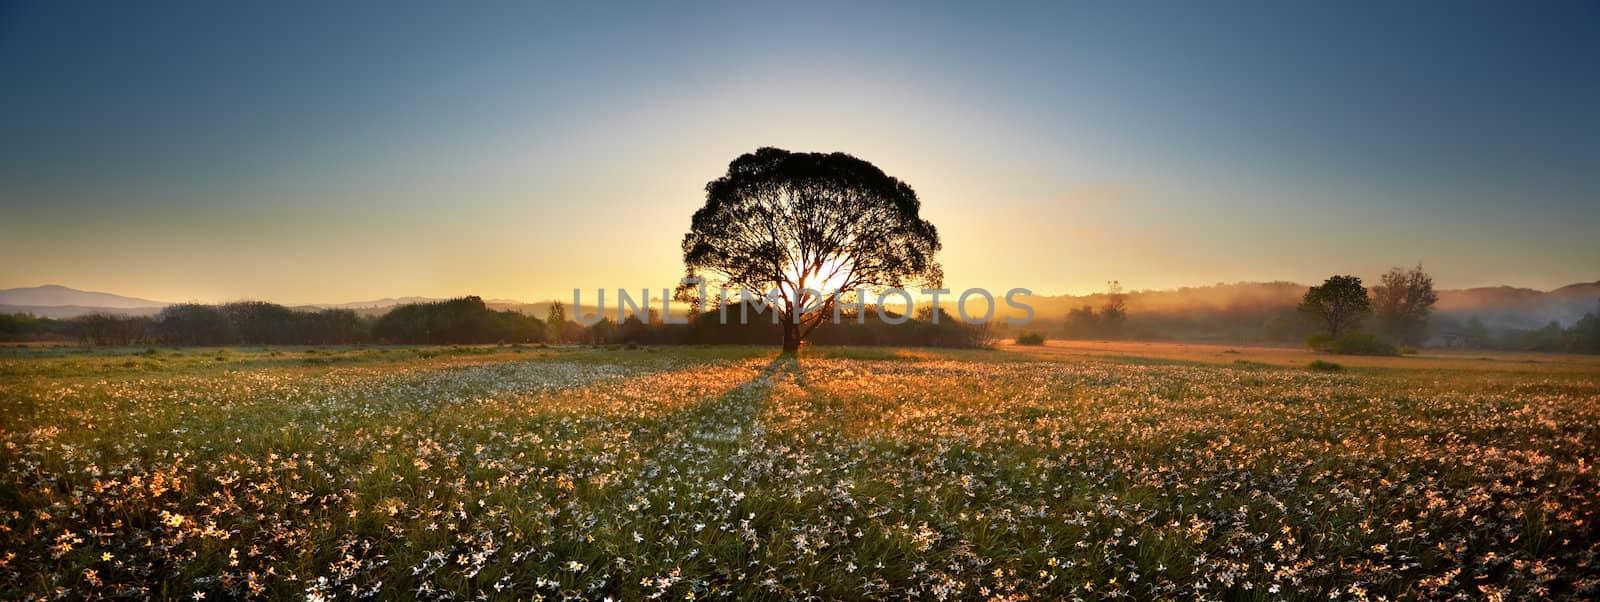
[1299, 275, 1371, 338]
[681, 147, 942, 352]
[1371, 264, 1438, 344]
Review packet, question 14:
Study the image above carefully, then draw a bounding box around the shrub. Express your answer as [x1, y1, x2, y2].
[1015, 332, 1046, 346]
[1308, 359, 1344, 371]
[1307, 331, 1398, 356]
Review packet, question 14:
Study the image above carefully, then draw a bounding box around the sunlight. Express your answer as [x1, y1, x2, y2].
[783, 255, 853, 313]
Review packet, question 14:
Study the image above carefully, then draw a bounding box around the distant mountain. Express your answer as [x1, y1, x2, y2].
[0, 304, 165, 319]
[1018, 282, 1307, 318]
[0, 284, 169, 309]
[1436, 282, 1600, 330]
[315, 296, 446, 310]
[1553, 281, 1600, 297]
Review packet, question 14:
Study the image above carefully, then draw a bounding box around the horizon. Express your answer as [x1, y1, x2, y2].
[3, 2, 1598, 304]
[4, 276, 1598, 310]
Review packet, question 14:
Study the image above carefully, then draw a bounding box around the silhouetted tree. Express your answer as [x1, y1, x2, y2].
[618, 315, 652, 344]
[1299, 275, 1370, 338]
[587, 317, 616, 344]
[1371, 264, 1438, 344]
[545, 301, 566, 343]
[1063, 305, 1099, 339]
[1100, 280, 1128, 339]
[1521, 320, 1566, 351]
[681, 147, 942, 353]
[1567, 308, 1600, 353]
[913, 306, 966, 347]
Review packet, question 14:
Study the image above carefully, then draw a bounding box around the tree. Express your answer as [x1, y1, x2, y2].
[545, 301, 566, 343]
[1567, 308, 1600, 354]
[1371, 264, 1438, 344]
[1100, 280, 1127, 339]
[1063, 305, 1099, 339]
[1463, 316, 1490, 347]
[588, 317, 616, 344]
[1299, 275, 1371, 338]
[681, 147, 942, 354]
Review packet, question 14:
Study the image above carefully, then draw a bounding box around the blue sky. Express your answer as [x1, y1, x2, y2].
[1, 1, 1596, 303]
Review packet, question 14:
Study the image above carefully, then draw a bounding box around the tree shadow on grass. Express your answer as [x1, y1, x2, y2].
[757, 353, 809, 387]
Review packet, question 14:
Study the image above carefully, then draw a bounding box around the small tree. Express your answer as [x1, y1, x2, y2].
[1371, 263, 1438, 344]
[545, 301, 567, 343]
[1300, 275, 1370, 338]
[1568, 309, 1600, 354]
[1100, 280, 1127, 339]
[1464, 316, 1490, 347]
[1062, 305, 1098, 339]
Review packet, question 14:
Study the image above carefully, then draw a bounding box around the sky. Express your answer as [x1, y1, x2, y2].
[1, 1, 1597, 305]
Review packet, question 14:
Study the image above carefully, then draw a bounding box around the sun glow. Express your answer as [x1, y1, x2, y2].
[782, 255, 854, 312]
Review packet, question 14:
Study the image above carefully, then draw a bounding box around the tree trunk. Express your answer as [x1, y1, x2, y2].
[780, 320, 801, 354]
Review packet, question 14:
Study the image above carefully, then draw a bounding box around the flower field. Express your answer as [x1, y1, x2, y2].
[3, 344, 1598, 600]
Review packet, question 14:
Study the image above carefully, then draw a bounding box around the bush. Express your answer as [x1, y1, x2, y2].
[1306, 331, 1398, 356]
[1015, 332, 1046, 346]
[1304, 333, 1332, 350]
[1308, 359, 1344, 371]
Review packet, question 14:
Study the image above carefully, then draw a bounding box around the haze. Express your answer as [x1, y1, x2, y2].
[2, 2, 1597, 304]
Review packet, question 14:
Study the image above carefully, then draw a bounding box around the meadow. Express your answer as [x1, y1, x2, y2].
[2, 342, 1597, 600]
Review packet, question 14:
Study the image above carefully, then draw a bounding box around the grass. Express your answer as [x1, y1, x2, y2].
[2, 342, 1598, 600]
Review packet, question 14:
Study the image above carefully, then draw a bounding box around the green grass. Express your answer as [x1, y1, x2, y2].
[2, 344, 1597, 600]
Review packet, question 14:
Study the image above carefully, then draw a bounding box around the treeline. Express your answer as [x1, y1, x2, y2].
[1431, 313, 1600, 353]
[1019, 270, 1600, 354]
[15, 303, 373, 346]
[372, 297, 544, 344]
[1056, 281, 1129, 339]
[155, 302, 367, 345]
[7, 289, 1591, 353]
[584, 305, 993, 348]
[0, 296, 996, 349]
[1022, 303, 1600, 353]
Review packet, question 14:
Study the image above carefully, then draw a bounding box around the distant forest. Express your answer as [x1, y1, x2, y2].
[1014, 279, 1600, 354]
[0, 296, 999, 349]
[3, 282, 1598, 353]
